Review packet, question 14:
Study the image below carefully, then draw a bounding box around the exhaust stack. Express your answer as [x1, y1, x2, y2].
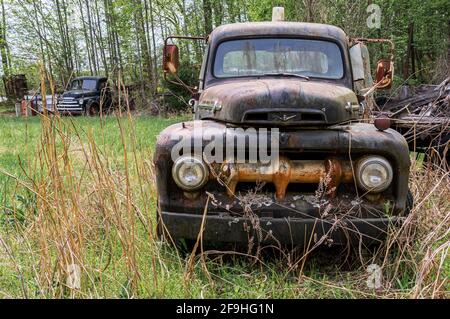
[272, 7, 285, 22]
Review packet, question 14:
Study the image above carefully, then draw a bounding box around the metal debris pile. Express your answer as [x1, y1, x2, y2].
[376, 77, 450, 144]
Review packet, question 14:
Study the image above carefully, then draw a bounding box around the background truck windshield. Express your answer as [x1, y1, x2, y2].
[70, 79, 97, 91]
[214, 38, 344, 79]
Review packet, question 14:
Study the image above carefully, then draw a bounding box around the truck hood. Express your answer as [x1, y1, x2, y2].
[61, 90, 96, 98]
[198, 79, 359, 126]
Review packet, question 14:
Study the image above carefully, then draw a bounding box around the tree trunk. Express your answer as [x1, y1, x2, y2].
[212, 0, 223, 28]
[93, 0, 109, 77]
[55, 0, 73, 84]
[85, 0, 98, 74]
[78, 0, 93, 75]
[403, 22, 415, 79]
[135, 0, 153, 92]
[147, 0, 158, 93]
[0, 0, 10, 78]
[203, 0, 213, 35]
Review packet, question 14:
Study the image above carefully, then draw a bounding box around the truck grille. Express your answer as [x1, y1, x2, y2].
[57, 98, 83, 112]
[242, 109, 326, 125]
[211, 156, 353, 199]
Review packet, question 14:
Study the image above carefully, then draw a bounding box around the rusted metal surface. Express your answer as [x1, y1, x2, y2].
[155, 22, 413, 246]
[192, 22, 360, 126]
[160, 211, 400, 245]
[155, 121, 411, 213]
[162, 44, 179, 74]
[214, 157, 353, 199]
[373, 59, 394, 90]
[211, 22, 348, 49]
[159, 188, 398, 218]
[197, 79, 359, 126]
[350, 38, 395, 92]
[374, 117, 391, 131]
[351, 38, 395, 61]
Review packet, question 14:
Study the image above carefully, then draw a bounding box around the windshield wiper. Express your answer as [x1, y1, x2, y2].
[262, 72, 310, 81]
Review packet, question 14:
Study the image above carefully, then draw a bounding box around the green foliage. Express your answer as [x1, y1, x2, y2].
[163, 57, 199, 110]
[1, 0, 448, 109]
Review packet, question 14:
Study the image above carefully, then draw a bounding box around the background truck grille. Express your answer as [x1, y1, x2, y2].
[57, 98, 83, 112]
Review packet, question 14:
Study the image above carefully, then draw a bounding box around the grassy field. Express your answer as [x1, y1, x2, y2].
[0, 114, 448, 299]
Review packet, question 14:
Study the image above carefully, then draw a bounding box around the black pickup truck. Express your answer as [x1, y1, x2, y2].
[57, 76, 112, 115]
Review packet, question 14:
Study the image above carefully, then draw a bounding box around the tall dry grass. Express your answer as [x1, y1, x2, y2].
[0, 68, 164, 298]
[383, 163, 449, 298]
[0, 67, 448, 299]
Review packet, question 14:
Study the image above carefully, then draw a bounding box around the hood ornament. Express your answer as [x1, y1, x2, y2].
[273, 114, 297, 122]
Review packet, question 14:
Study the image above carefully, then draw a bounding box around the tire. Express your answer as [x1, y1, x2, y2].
[85, 102, 100, 117]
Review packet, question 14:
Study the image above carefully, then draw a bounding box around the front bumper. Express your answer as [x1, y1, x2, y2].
[57, 106, 84, 114]
[159, 211, 400, 246]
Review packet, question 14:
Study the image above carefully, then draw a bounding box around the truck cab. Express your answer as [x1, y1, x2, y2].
[57, 76, 112, 115]
[154, 13, 412, 248]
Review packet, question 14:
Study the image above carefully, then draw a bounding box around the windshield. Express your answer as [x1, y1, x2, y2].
[70, 79, 98, 91]
[214, 38, 344, 79]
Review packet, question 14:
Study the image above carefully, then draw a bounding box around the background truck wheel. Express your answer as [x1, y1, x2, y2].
[85, 102, 100, 116]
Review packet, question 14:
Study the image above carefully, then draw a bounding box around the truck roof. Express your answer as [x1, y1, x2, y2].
[209, 22, 348, 45]
[72, 76, 107, 81]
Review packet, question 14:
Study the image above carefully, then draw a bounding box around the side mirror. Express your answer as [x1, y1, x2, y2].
[163, 44, 179, 74]
[349, 43, 365, 82]
[375, 59, 394, 90]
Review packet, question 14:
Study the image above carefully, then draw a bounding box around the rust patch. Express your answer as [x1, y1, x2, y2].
[215, 156, 353, 200]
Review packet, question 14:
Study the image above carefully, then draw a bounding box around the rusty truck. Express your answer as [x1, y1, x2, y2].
[154, 8, 413, 249]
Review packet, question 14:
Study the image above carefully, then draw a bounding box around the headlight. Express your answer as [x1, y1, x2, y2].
[79, 98, 84, 105]
[172, 156, 209, 191]
[356, 156, 393, 193]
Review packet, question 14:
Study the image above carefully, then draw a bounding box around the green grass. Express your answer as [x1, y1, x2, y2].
[0, 116, 183, 199]
[0, 115, 448, 299]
